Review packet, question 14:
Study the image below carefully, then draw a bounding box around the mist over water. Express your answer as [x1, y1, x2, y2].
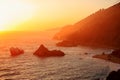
[0, 31, 120, 80]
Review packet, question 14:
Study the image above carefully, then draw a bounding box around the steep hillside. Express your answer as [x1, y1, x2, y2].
[54, 2, 120, 48]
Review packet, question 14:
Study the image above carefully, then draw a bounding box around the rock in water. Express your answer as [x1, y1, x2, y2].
[106, 69, 120, 80]
[33, 44, 65, 57]
[10, 47, 24, 56]
[33, 44, 49, 56]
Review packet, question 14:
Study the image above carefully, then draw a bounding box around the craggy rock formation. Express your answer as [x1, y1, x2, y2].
[106, 69, 120, 80]
[33, 44, 65, 57]
[54, 2, 120, 48]
[10, 47, 24, 56]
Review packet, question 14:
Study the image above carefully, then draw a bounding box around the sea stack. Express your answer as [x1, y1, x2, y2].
[33, 44, 65, 57]
[10, 47, 24, 56]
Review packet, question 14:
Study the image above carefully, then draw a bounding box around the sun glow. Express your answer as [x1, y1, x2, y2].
[0, 0, 119, 31]
[0, 26, 8, 31]
[0, 0, 37, 31]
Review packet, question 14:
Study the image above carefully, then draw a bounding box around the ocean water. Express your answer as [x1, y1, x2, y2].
[0, 31, 120, 80]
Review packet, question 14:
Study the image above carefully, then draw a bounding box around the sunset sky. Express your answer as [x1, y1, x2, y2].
[0, 0, 119, 31]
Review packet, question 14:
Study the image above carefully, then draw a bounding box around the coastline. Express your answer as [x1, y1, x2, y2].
[56, 40, 120, 50]
[93, 54, 120, 64]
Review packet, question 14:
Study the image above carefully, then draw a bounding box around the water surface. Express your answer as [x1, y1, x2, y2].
[0, 31, 119, 80]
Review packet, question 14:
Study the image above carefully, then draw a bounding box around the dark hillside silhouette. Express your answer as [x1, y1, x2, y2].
[54, 2, 120, 48]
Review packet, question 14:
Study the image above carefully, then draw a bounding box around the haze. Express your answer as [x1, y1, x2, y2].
[0, 0, 119, 31]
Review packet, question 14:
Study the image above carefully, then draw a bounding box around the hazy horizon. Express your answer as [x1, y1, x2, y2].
[0, 0, 119, 31]
[0, 1, 120, 79]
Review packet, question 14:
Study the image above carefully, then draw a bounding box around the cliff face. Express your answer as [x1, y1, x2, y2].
[54, 2, 120, 48]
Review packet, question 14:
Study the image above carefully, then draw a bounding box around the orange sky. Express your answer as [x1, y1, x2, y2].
[0, 0, 119, 31]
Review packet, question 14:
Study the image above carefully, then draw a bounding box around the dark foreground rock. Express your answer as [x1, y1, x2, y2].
[106, 69, 120, 80]
[33, 44, 65, 57]
[10, 47, 24, 56]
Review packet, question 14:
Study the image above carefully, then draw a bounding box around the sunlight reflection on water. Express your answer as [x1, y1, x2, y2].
[0, 32, 119, 80]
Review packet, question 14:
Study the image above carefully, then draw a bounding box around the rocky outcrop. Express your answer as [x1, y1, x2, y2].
[33, 44, 65, 57]
[10, 47, 24, 56]
[106, 69, 120, 80]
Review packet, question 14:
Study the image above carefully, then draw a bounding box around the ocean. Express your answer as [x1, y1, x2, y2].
[0, 31, 120, 80]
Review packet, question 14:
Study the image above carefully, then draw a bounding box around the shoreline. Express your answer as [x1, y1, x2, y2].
[56, 40, 119, 50]
[93, 54, 120, 64]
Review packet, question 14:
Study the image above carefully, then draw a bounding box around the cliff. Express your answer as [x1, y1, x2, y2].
[54, 2, 120, 48]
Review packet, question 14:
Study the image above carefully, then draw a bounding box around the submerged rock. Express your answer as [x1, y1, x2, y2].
[10, 47, 24, 56]
[33, 44, 65, 57]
